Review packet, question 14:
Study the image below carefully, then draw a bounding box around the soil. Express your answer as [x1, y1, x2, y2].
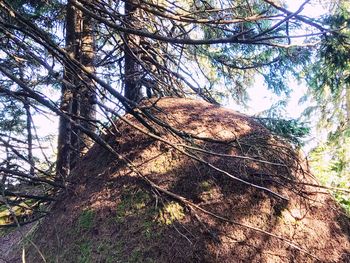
[5, 97, 350, 262]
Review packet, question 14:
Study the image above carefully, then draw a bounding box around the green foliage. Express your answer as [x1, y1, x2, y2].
[194, 35, 311, 104]
[0, 97, 25, 132]
[255, 100, 310, 145]
[77, 242, 92, 263]
[303, 2, 350, 213]
[1, 1, 349, 248]
[309, 128, 350, 213]
[115, 188, 153, 223]
[157, 202, 185, 225]
[304, 4, 350, 126]
[78, 210, 95, 230]
[8, 0, 64, 29]
[256, 117, 310, 145]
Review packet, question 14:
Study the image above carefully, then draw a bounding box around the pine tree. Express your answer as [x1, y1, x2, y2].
[305, 1, 350, 209]
[56, 0, 96, 181]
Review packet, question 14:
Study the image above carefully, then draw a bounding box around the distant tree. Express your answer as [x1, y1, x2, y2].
[304, 1, 350, 209]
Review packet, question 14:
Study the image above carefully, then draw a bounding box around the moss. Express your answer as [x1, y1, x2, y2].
[51, 210, 95, 262]
[115, 188, 152, 223]
[200, 180, 213, 192]
[111, 241, 124, 259]
[95, 240, 149, 263]
[198, 180, 218, 201]
[95, 240, 125, 262]
[144, 221, 166, 243]
[149, 153, 176, 174]
[129, 248, 143, 263]
[158, 202, 185, 225]
[78, 210, 95, 230]
[77, 241, 92, 263]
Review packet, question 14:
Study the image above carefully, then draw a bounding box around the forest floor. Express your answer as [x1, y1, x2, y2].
[0, 223, 35, 263]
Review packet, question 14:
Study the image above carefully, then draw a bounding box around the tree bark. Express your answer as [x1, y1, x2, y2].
[70, 0, 96, 168]
[24, 98, 34, 177]
[124, 0, 142, 103]
[346, 85, 350, 127]
[56, 0, 95, 181]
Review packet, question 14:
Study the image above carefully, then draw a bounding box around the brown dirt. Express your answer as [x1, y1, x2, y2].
[9, 97, 350, 262]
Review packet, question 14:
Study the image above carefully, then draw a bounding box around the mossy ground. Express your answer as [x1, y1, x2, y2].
[27, 186, 189, 263]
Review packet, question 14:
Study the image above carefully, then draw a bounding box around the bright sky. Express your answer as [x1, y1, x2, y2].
[287, 0, 331, 16]
[228, 77, 307, 118]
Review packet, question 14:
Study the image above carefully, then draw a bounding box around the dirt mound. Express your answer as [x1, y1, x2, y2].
[17, 98, 350, 262]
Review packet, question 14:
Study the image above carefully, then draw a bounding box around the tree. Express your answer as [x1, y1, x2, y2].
[304, 1, 350, 210]
[0, 0, 339, 226]
[123, 0, 143, 102]
[56, 0, 96, 181]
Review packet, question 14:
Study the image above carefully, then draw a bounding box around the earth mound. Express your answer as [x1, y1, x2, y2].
[21, 98, 350, 262]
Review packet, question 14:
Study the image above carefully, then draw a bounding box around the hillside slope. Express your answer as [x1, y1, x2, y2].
[15, 98, 350, 262]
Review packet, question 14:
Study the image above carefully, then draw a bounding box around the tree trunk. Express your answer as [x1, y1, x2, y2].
[124, 0, 142, 103]
[56, 0, 95, 181]
[24, 98, 34, 177]
[346, 85, 350, 127]
[70, 0, 96, 168]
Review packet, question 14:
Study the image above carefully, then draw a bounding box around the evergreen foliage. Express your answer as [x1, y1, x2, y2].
[303, 1, 350, 211]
